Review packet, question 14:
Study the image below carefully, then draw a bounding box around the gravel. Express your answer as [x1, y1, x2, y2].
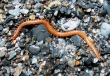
[0, 0, 110, 75]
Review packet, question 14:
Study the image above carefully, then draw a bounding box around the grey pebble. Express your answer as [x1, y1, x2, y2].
[0, 25, 3, 31]
[8, 51, 16, 60]
[54, 69, 60, 74]
[20, 9, 29, 14]
[32, 24, 50, 41]
[9, 8, 20, 16]
[82, 72, 91, 76]
[41, 45, 49, 54]
[29, 45, 40, 55]
[2, 59, 10, 66]
[103, 0, 110, 17]
[0, 50, 5, 58]
[0, 39, 6, 47]
[71, 35, 82, 47]
[100, 22, 110, 37]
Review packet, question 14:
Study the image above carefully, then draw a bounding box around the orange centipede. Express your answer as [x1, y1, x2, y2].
[12, 20, 101, 59]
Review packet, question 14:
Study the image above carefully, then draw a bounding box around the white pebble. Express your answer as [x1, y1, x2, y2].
[100, 22, 110, 37]
[61, 17, 80, 31]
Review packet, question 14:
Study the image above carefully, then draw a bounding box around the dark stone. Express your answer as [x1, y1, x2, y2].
[60, 6, 67, 14]
[20, 72, 28, 76]
[99, 8, 107, 16]
[93, 73, 100, 76]
[82, 72, 91, 76]
[0, 25, 3, 31]
[19, 42, 26, 48]
[102, 0, 110, 17]
[71, 35, 82, 47]
[101, 47, 110, 55]
[29, 45, 40, 55]
[50, 49, 62, 58]
[2, 60, 10, 66]
[41, 45, 49, 54]
[84, 57, 92, 66]
[77, 0, 89, 9]
[32, 24, 50, 41]
[57, 62, 67, 69]
[6, 42, 14, 48]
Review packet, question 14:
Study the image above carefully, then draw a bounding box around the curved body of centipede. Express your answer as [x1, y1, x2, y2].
[12, 20, 101, 59]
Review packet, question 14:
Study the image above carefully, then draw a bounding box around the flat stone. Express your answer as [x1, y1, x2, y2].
[9, 8, 20, 16]
[82, 72, 91, 76]
[32, 24, 50, 41]
[100, 22, 110, 37]
[2, 59, 10, 66]
[29, 45, 40, 55]
[71, 35, 82, 47]
[61, 18, 80, 31]
[41, 45, 49, 54]
[0, 39, 6, 47]
[20, 9, 29, 14]
[0, 50, 5, 58]
[8, 51, 16, 60]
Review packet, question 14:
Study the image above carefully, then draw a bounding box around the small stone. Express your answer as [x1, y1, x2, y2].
[0, 39, 6, 47]
[29, 14, 36, 20]
[107, 59, 110, 66]
[0, 9, 4, 14]
[54, 69, 60, 74]
[16, 55, 21, 59]
[22, 55, 29, 61]
[13, 66, 23, 76]
[25, 38, 31, 43]
[2, 59, 10, 66]
[83, 15, 90, 22]
[103, 0, 110, 17]
[3, 0, 8, 3]
[65, 44, 76, 52]
[71, 35, 82, 47]
[5, 53, 9, 58]
[93, 58, 99, 63]
[8, 51, 16, 60]
[9, 8, 20, 16]
[32, 56, 37, 64]
[100, 22, 110, 37]
[20, 9, 29, 14]
[82, 72, 91, 76]
[58, 38, 66, 46]
[41, 45, 49, 54]
[29, 45, 40, 55]
[36, 41, 43, 46]
[66, 57, 76, 68]
[0, 14, 3, 21]
[61, 17, 80, 31]
[0, 50, 5, 58]
[32, 24, 50, 41]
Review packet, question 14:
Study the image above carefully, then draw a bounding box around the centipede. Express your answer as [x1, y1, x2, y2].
[12, 20, 101, 59]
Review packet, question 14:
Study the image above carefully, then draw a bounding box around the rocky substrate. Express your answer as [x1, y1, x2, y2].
[0, 0, 110, 76]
